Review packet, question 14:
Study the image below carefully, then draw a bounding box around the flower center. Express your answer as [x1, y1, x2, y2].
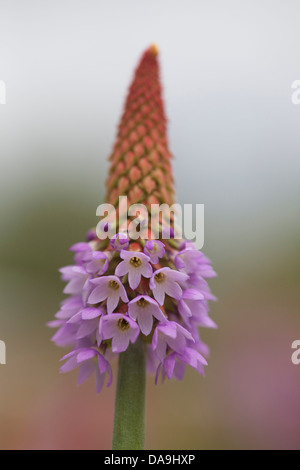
[129, 256, 142, 268]
[117, 318, 130, 331]
[137, 298, 148, 308]
[154, 272, 165, 283]
[109, 280, 119, 290]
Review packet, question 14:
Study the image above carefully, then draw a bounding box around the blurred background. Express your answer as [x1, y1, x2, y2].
[0, 0, 300, 449]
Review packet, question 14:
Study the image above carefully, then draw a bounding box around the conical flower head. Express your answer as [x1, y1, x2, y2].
[105, 45, 175, 210]
[48, 46, 217, 392]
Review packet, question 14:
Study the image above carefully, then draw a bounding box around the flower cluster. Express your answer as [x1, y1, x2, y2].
[48, 45, 217, 393]
[48, 233, 217, 392]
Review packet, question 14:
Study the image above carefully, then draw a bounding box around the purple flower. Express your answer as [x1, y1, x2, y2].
[70, 242, 92, 265]
[189, 305, 217, 329]
[66, 307, 104, 342]
[144, 240, 165, 265]
[47, 319, 64, 329]
[155, 352, 186, 383]
[54, 296, 83, 321]
[185, 274, 217, 301]
[188, 323, 211, 357]
[146, 344, 160, 374]
[149, 267, 189, 305]
[115, 250, 152, 289]
[51, 237, 216, 389]
[175, 248, 217, 278]
[88, 275, 129, 314]
[101, 314, 140, 352]
[51, 322, 79, 347]
[83, 251, 109, 275]
[128, 295, 166, 335]
[156, 347, 207, 383]
[60, 266, 90, 295]
[76, 318, 100, 340]
[70, 242, 91, 253]
[86, 229, 97, 242]
[179, 347, 208, 374]
[196, 254, 217, 278]
[175, 249, 202, 273]
[81, 306, 103, 320]
[60, 348, 112, 393]
[110, 232, 129, 251]
[152, 321, 194, 361]
[177, 289, 205, 324]
[51, 233, 216, 390]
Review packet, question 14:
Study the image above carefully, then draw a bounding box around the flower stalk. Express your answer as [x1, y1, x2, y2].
[112, 335, 146, 450]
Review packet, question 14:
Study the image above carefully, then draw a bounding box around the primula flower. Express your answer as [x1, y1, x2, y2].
[60, 266, 89, 295]
[60, 348, 112, 393]
[69, 242, 92, 265]
[83, 251, 109, 275]
[152, 321, 194, 361]
[149, 267, 189, 305]
[50, 322, 79, 347]
[156, 347, 208, 383]
[49, 45, 217, 397]
[101, 314, 140, 352]
[110, 233, 129, 252]
[115, 250, 152, 289]
[144, 240, 165, 264]
[54, 296, 84, 321]
[88, 275, 129, 314]
[65, 307, 103, 343]
[128, 295, 166, 335]
[81, 306, 104, 320]
[177, 288, 205, 324]
[175, 246, 217, 279]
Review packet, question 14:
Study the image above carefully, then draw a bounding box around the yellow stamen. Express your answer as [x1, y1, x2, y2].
[117, 318, 130, 331]
[137, 298, 149, 308]
[154, 272, 165, 283]
[109, 280, 119, 290]
[130, 256, 142, 268]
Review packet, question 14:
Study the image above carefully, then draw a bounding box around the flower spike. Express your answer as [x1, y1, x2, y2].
[49, 45, 217, 395]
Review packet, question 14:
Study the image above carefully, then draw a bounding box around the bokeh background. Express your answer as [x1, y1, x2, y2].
[0, 0, 300, 450]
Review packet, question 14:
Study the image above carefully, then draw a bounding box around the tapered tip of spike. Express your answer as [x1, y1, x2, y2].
[149, 43, 159, 56]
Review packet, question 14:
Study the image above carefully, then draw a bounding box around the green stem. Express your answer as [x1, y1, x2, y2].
[112, 336, 146, 450]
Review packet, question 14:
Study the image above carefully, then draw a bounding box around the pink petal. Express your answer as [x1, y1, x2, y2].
[137, 311, 153, 336]
[78, 361, 95, 385]
[101, 316, 119, 339]
[60, 356, 78, 373]
[107, 291, 120, 314]
[164, 280, 182, 300]
[128, 268, 142, 289]
[152, 285, 165, 305]
[81, 307, 102, 320]
[77, 349, 97, 363]
[148, 303, 166, 322]
[88, 284, 108, 304]
[141, 262, 153, 278]
[115, 260, 129, 277]
[112, 332, 130, 352]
